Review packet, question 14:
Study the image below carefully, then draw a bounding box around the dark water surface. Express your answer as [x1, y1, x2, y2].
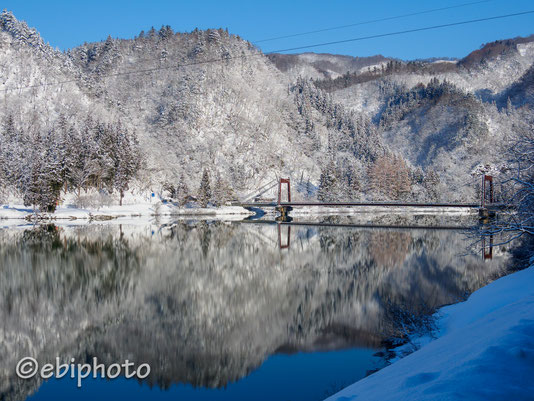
[0, 216, 510, 401]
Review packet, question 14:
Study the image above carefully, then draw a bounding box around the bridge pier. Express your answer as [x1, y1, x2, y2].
[479, 174, 499, 223]
[479, 208, 493, 224]
[478, 208, 496, 219]
[275, 205, 293, 222]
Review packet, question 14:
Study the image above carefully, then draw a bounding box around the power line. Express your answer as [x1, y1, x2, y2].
[267, 10, 534, 54]
[1, 10, 533, 94]
[253, 0, 495, 44]
[25, 1, 497, 73]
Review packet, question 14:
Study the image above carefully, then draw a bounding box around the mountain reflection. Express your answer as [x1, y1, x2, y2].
[0, 220, 509, 399]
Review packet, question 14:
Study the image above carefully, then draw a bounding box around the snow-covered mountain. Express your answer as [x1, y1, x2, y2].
[0, 11, 387, 204]
[0, 10, 533, 204]
[278, 36, 534, 200]
[267, 52, 392, 81]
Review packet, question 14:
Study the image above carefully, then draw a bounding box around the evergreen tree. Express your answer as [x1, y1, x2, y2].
[176, 174, 190, 206]
[318, 160, 337, 201]
[347, 166, 361, 199]
[67, 123, 98, 198]
[423, 169, 441, 201]
[198, 169, 212, 207]
[212, 173, 235, 206]
[112, 127, 141, 206]
[39, 131, 64, 211]
[2, 114, 16, 141]
[21, 153, 42, 211]
[1, 114, 23, 185]
[18, 132, 63, 212]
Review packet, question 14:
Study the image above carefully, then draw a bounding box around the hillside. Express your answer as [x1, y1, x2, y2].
[0, 10, 533, 207]
[267, 52, 392, 81]
[0, 11, 392, 206]
[284, 37, 534, 201]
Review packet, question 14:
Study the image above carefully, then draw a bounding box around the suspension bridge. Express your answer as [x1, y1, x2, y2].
[239, 175, 502, 220]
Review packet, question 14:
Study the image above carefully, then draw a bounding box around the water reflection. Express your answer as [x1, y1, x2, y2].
[0, 219, 510, 400]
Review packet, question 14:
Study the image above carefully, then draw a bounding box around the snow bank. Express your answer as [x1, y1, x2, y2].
[325, 265, 534, 401]
[289, 206, 476, 216]
[0, 203, 253, 220]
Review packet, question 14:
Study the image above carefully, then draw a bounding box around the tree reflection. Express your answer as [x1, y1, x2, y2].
[0, 221, 511, 400]
[369, 231, 412, 267]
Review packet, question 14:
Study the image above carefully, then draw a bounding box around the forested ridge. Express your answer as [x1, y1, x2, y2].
[0, 10, 533, 210]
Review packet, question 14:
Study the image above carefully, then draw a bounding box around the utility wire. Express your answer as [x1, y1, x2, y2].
[253, 0, 495, 44]
[1, 10, 533, 94]
[37, 1, 497, 73]
[267, 10, 534, 53]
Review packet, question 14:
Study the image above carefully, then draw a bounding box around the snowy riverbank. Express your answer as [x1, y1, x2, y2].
[326, 263, 534, 401]
[0, 203, 254, 220]
[0, 202, 479, 221]
[288, 206, 477, 216]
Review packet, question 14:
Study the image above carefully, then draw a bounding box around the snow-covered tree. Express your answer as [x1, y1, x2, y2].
[111, 127, 142, 206]
[212, 173, 235, 206]
[176, 174, 190, 206]
[347, 166, 361, 199]
[318, 160, 338, 202]
[423, 170, 441, 202]
[481, 119, 534, 242]
[197, 169, 212, 207]
[368, 154, 412, 200]
[19, 132, 61, 212]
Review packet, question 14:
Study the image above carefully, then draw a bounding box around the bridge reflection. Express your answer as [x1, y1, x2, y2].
[482, 235, 494, 260]
[278, 224, 291, 249]
[262, 220, 494, 259]
[0, 221, 509, 400]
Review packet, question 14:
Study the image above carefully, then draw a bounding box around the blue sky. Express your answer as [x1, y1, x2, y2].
[2, 0, 534, 59]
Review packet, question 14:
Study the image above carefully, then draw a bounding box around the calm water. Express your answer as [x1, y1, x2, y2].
[0, 216, 510, 401]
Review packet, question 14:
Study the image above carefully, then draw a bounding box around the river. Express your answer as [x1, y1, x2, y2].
[0, 214, 511, 401]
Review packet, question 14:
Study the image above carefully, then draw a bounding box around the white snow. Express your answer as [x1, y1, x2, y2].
[325, 264, 534, 401]
[288, 206, 476, 216]
[0, 203, 253, 220]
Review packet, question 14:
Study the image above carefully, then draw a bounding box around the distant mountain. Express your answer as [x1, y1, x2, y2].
[457, 34, 534, 69]
[299, 35, 534, 200]
[267, 52, 392, 80]
[502, 63, 534, 107]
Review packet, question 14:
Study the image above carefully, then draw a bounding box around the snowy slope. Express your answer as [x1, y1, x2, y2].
[328, 39, 534, 112]
[0, 12, 389, 202]
[267, 52, 391, 81]
[325, 264, 534, 401]
[318, 38, 534, 202]
[0, 12, 109, 131]
[1, 10, 533, 205]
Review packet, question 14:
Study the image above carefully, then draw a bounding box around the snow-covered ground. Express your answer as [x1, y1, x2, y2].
[288, 206, 476, 216]
[325, 264, 534, 401]
[0, 203, 253, 220]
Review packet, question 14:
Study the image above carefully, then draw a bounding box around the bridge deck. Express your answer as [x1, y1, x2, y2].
[241, 201, 481, 208]
[239, 220, 471, 230]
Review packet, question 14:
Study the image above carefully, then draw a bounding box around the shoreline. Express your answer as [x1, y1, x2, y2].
[0, 203, 255, 221]
[325, 263, 534, 401]
[0, 203, 479, 221]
